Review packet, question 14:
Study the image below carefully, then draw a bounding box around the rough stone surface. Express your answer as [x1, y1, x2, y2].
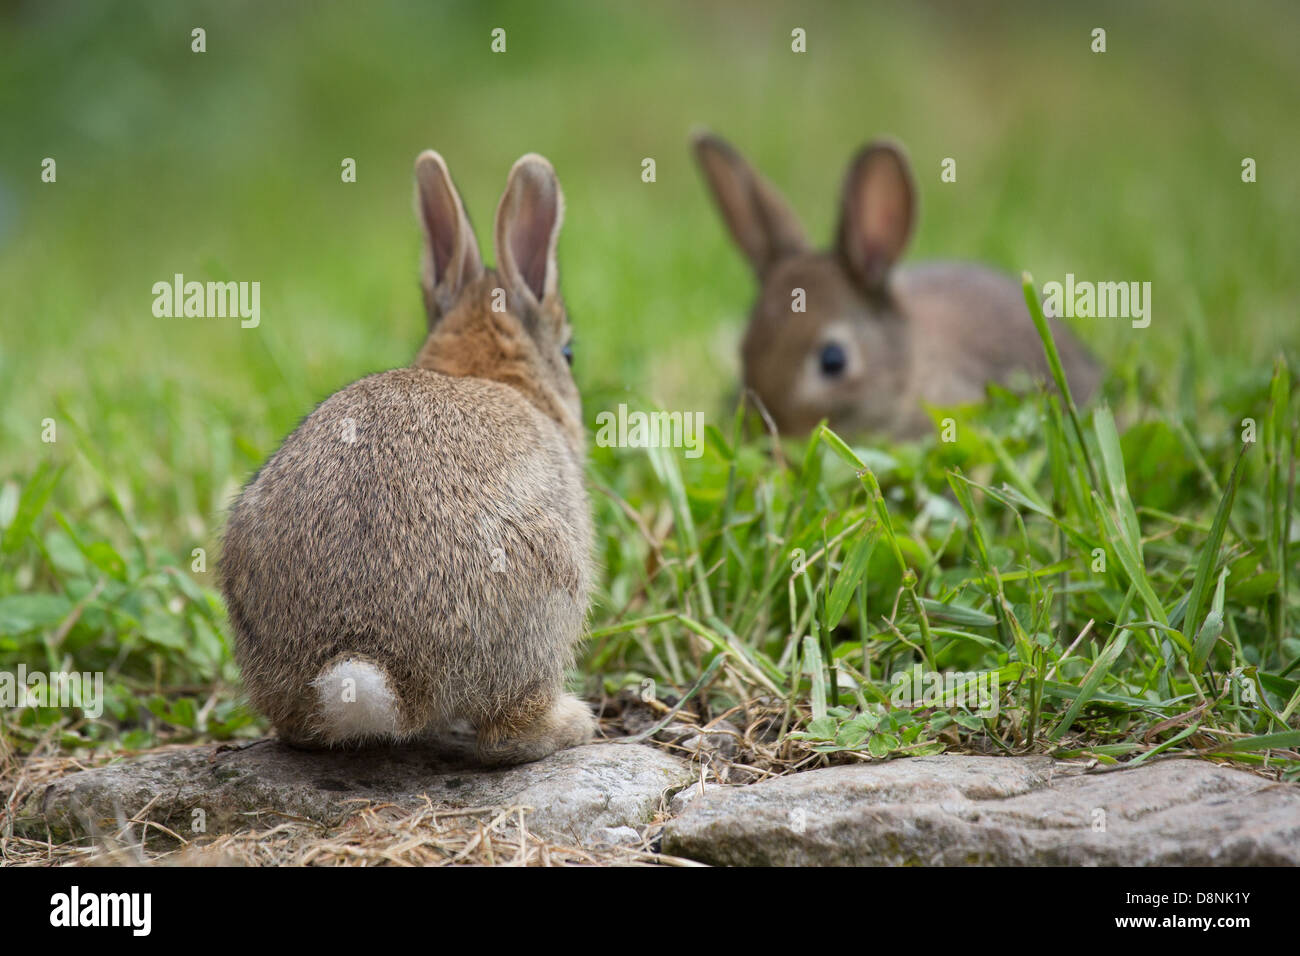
[661, 755, 1300, 866]
[16, 737, 693, 848]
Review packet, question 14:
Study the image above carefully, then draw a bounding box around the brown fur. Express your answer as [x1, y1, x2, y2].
[220, 152, 594, 765]
[694, 132, 1101, 438]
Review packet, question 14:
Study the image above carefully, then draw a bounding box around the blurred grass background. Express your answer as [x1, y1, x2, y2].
[1, 1, 1298, 757]
[4, 1, 1298, 504]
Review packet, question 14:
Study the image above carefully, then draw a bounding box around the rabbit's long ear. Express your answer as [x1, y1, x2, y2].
[494, 153, 564, 313]
[837, 141, 914, 293]
[415, 150, 484, 326]
[692, 131, 809, 277]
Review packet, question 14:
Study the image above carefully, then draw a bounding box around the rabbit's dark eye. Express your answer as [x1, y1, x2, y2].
[819, 342, 848, 377]
[562, 341, 573, 365]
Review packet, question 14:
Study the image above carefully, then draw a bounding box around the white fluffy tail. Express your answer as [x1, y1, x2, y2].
[310, 658, 402, 743]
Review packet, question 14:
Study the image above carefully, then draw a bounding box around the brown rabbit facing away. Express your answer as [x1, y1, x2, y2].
[220, 152, 595, 766]
[692, 132, 1101, 438]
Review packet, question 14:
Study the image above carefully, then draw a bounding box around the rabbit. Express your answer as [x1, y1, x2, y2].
[692, 132, 1101, 438]
[219, 151, 595, 766]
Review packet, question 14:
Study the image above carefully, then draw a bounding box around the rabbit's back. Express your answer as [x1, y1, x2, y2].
[221, 366, 591, 740]
[895, 262, 1101, 413]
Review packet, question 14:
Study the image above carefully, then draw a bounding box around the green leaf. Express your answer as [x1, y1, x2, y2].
[818, 425, 905, 572]
[1190, 567, 1229, 671]
[2, 463, 64, 554]
[1022, 274, 1100, 490]
[0, 593, 73, 634]
[803, 634, 828, 721]
[703, 424, 733, 461]
[167, 566, 215, 616]
[919, 599, 997, 628]
[146, 695, 198, 730]
[647, 444, 713, 618]
[43, 528, 89, 578]
[929, 713, 955, 732]
[835, 717, 872, 748]
[53, 512, 128, 582]
[140, 609, 188, 650]
[1093, 491, 1173, 633]
[1050, 628, 1131, 740]
[805, 715, 837, 740]
[825, 528, 875, 629]
[1183, 442, 1248, 668]
[1094, 404, 1143, 561]
[867, 734, 892, 758]
[1120, 421, 1194, 512]
[1208, 730, 1300, 754]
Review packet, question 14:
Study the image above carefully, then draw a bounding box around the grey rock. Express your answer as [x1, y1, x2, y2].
[592, 826, 642, 846]
[17, 737, 693, 848]
[662, 755, 1300, 866]
[668, 783, 704, 816]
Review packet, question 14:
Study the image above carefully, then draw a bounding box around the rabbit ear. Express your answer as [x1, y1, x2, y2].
[692, 131, 809, 277]
[494, 154, 564, 313]
[415, 150, 484, 325]
[837, 141, 915, 292]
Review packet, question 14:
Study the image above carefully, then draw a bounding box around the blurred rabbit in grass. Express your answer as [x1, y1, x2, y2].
[693, 132, 1101, 438]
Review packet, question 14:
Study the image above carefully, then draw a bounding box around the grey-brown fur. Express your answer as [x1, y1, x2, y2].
[220, 152, 594, 765]
[693, 132, 1101, 437]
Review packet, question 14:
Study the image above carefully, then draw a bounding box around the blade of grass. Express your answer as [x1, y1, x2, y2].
[1049, 628, 1130, 740]
[1182, 442, 1249, 671]
[1022, 272, 1100, 492]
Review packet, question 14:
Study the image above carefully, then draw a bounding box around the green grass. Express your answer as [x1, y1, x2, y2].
[2, 2, 1299, 777]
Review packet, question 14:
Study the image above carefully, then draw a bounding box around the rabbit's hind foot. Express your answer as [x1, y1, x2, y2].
[475, 693, 595, 767]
